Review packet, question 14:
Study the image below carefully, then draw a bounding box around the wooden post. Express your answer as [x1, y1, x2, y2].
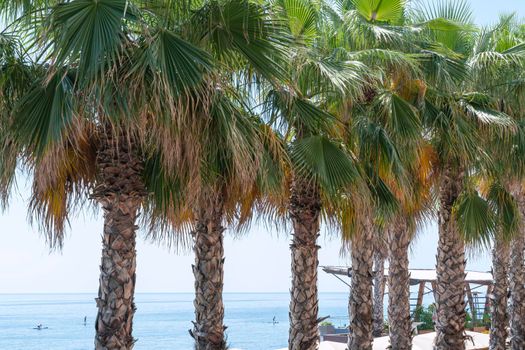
[430, 281, 437, 302]
[465, 284, 476, 327]
[484, 284, 494, 321]
[412, 281, 426, 322]
[416, 282, 425, 308]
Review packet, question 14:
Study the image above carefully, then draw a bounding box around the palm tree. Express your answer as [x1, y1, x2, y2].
[452, 180, 518, 350]
[475, 16, 525, 349]
[491, 239, 510, 350]
[265, 1, 368, 348]
[386, 217, 413, 349]
[8, 1, 212, 348]
[372, 232, 387, 337]
[139, 2, 289, 348]
[489, 233, 511, 350]
[479, 183, 518, 350]
[385, 142, 435, 350]
[410, 2, 518, 347]
[414, 9, 472, 347]
[441, 13, 525, 350]
[183, 92, 285, 350]
[509, 184, 525, 349]
[334, 1, 432, 347]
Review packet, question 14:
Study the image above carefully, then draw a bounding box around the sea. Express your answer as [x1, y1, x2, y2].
[0, 293, 352, 350]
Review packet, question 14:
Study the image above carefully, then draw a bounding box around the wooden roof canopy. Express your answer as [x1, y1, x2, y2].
[321, 266, 493, 286]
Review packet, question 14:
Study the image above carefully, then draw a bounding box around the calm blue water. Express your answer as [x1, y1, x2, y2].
[0, 293, 350, 350]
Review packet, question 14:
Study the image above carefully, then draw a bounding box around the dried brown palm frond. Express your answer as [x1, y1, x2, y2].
[29, 116, 97, 249]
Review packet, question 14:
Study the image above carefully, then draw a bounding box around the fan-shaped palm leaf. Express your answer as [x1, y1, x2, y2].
[14, 71, 74, 157]
[453, 188, 495, 248]
[50, 0, 139, 82]
[291, 135, 359, 194]
[350, 0, 405, 23]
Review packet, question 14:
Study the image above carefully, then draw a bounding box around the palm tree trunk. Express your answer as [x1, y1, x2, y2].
[387, 217, 412, 350]
[372, 237, 387, 338]
[93, 128, 146, 350]
[489, 238, 510, 350]
[434, 165, 466, 350]
[288, 177, 321, 350]
[190, 189, 227, 350]
[509, 187, 525, 350]
[348, 217, 374, 350]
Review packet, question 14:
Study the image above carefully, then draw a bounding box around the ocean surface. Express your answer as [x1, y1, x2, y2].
[0, 293, 352, 350]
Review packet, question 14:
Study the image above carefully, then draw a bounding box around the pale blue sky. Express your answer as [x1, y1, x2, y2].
[0, 0, 523, 294]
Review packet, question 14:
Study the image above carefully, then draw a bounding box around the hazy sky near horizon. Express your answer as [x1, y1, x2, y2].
[1, 0, 524, 294]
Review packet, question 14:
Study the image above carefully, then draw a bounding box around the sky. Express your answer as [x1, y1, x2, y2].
[0, 0, 524, 294]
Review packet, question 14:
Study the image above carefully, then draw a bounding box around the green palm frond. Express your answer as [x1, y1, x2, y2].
[0, 0, 55, 21]
[416, 47, 467, 88]
[139, 0, 194, 26]
[411, 0, 474, 54]
[453, 188, 494, 248]
[129, 28, 213, 96]
[349, 49, 420, 78]
[468, 50, 524, 72]
[14, 71, 74, 157]
[487, 181, 519, 241]
[422, 98, 478, 164]
[291, 135, 360, 194]
[344, 10, 405, 48]
[292, 97, 338, 134]
[413, 17, 472, 33]
[254, 123, 288, 194]
[365, 170, 399, 219]
[203, 92, 261, 183]
[467, 31, 525, 83]
[350, 0, 405, 23]
[50, 0, 139, 82]
[319, 0, 344, 29]
[263, 89, 337, 136]
[502, 42, 525, 55]
[281, 0, 318, 45]
[142, 151, 185, 220]
[413, 0, 473, 25]
[354, 115, 405, 179]
[459, 92, 514, 127]
[300, 52, 368, 95]
[377, 91, 421, 139]
[194, 0, 287, 81]
[257, 146, 286, 194]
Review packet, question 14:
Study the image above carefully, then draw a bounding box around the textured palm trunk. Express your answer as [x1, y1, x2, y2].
[372, 236, 387, 338]
[190, 189, 227, 350]
[509, 187, 525, 350]
[348, 217, 374, 350]
[489, 238, 510, 350]
[93, 128, 146, 350]
[387, 218, 412, 350]
[434, 165, 466, 350]
[288, 177, 321, 350]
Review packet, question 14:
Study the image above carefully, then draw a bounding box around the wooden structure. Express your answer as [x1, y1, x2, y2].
[321, 266, 493, 325]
